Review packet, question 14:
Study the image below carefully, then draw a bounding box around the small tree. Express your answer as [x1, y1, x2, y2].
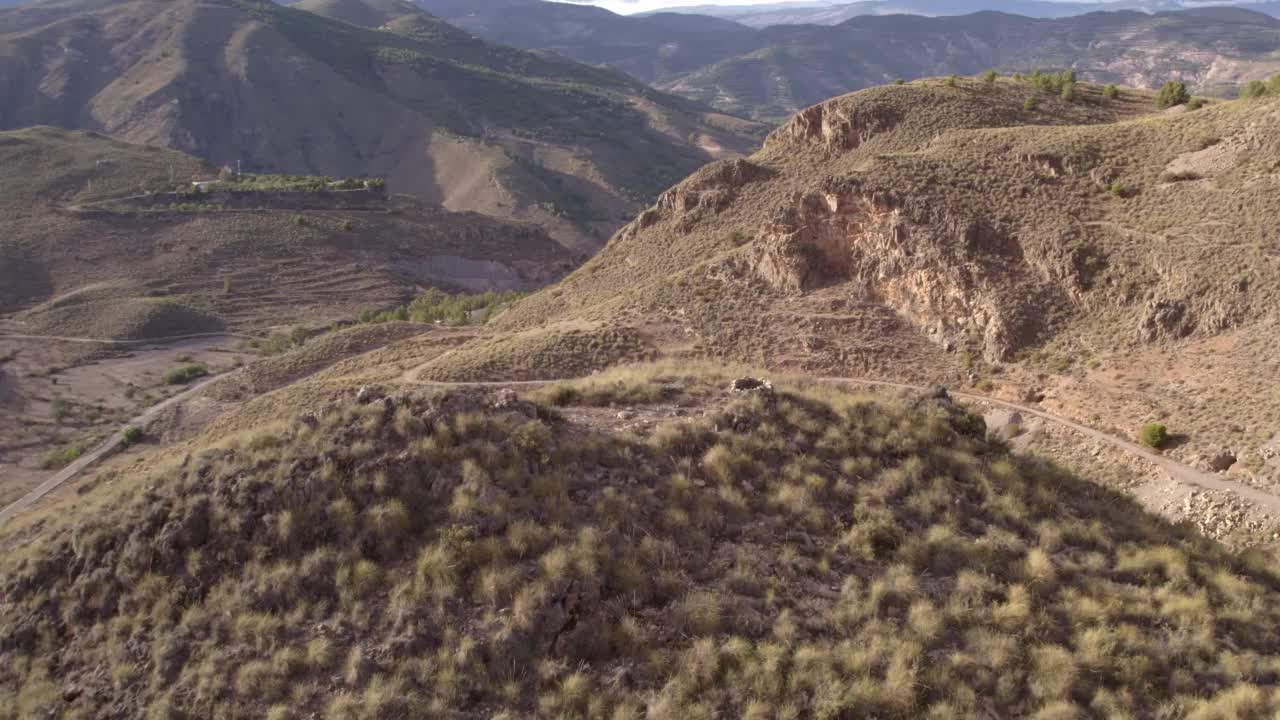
[122, 426, 144, 446]
[981, 69, 998, 84]
[1241, 80, 1268, 99]
[1061, 82, 1076, 102]
[1157, 81, 1190, 109]
[1139, 423, 1169, 449]
[1103, 84, 1120, 100]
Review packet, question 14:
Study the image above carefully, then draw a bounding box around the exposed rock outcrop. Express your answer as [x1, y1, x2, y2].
[748, 189, 1057, 361]
[764, 98, 899, 153]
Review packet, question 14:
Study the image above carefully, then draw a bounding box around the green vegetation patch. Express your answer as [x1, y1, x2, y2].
[1140, 422, 1170, 449]
[39, 442, 88, 470]
[360, 288, 525, 326]
[162, 364, 209, 386]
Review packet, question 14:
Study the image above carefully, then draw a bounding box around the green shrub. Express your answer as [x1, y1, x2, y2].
[1139, 423, 1169, 449]
[1187, 97, 1207, 111]
[981, 69, 998, 84]
[1060, 82, 1076, 102]
[122, 426, 144, 446]
[1241, 80, 1269, 99]
[1103, 84, 1120, 100]
[1156, 81, 1190, 109]
[162, 364, 208, 385]
[1023, 97, 1038, 112]
[41, 442, 87, 469]
[360, 288, 525, 327]
[894, 78, 905, 85]
[945, 74, 959, 88]
[1106, 182, 1130, 198]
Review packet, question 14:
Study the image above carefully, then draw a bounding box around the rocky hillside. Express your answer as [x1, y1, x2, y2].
[0, 126, 574, 335]
[5, 368, 1280, 718]
[498, 79, 1280, 479]
[424, 2, 1280, 121]
[0, 0, 765, 251]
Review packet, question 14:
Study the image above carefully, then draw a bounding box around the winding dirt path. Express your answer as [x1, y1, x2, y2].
[0, 332, 255, 345]
[0, 370, 241, 526]
[819, 377, 1280, 517]
[5, 368, 1275, 527]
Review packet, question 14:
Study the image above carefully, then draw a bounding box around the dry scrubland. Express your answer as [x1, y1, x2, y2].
[6, 369, 1280, 718]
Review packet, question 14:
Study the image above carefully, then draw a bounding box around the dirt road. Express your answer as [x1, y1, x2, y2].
[0, 370, 241, 526]
[5, 369, 1274, 527]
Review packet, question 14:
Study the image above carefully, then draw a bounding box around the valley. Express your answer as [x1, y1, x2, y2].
[2, 0, 1280, 716]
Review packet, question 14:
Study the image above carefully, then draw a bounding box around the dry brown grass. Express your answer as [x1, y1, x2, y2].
[4, 371, 1280, 718]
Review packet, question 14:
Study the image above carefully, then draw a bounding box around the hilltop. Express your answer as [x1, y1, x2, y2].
[5, 367, 1280, 718]
[0, 0, 765, 250]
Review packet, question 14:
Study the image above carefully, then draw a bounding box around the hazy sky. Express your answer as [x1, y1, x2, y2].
[567, 0, 799, 14]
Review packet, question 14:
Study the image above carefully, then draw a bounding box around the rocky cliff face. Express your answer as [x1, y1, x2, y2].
[748, 189, 1061, 361]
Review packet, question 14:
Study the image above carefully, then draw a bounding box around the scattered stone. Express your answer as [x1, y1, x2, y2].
[355, 385, 382, 404]
[617, 410, 636, 421]
[491, 389, 520, 410]
[1208, 450, 1237, 473]
[730, 377, 773, 393]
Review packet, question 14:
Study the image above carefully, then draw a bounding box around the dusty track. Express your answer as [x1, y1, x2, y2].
[6, 370, 1275, 528]
[821, 378, 1280, 517]
[0, 370, 241, 526]
[0, 332, 254, 345]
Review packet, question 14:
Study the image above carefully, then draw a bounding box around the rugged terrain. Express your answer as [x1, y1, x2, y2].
[6, 364, 1280, 718]
[0, 125, 575, 506]
[0, 0, 765, 250]
[2, 59, 1280, 720]
[426, 1, 1280, 120]
[496, 79, 1280, 511]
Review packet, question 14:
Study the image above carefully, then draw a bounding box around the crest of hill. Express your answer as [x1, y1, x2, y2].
[4, 371, 1280, 717]
[0, 0, 766, 251]
[0, 127, 574, 335]
[498, 80, 1279, 379]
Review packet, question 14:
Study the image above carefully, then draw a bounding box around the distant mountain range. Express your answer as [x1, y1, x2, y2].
[422, 1, 1280, 120]
[645, 0, 1280, 25]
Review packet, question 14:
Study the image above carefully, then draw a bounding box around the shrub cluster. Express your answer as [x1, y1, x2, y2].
[162, 364, 209, 385]
[1240, 74, 1280, 99]
[360, 288, 525, 326]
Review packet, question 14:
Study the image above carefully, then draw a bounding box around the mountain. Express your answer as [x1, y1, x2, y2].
[649, 0, 1280, 25]
[0, 0, 766, 252]
[415, 0, 761, 85]
[0, 126, 574, 332]
[661, 9, 1280, 119]
[418, 2, 1280, 121]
